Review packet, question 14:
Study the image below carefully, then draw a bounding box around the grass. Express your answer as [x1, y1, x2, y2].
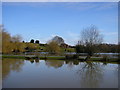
[38, 46, 75, 53]
[1, 54, 119, 63]
[1, 55, 65, 60]
[40, 56, 65, 60]
[2, 55, 25, 59]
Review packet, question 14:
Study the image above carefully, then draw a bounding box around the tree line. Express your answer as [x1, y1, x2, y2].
[75, 25, 118, 60]
[0, 25, 118, 56]
[0, 25, 39, 54]
[75, 25, 118, 54]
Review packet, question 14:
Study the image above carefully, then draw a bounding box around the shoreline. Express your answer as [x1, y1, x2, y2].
[1, 55, 119, 63]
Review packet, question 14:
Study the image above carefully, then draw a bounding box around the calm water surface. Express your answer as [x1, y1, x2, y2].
[2, 58, 118, 88]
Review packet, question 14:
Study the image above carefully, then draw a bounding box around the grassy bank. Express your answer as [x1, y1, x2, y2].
[79, 57, 118, 62]
[2, 55, 25, 59]
[1, 55, 119, 62]
[37, 56, 65, 60]
[2, 55, 65, 60]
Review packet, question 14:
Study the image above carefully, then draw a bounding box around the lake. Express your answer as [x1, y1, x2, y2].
[2, 58, 118, 88]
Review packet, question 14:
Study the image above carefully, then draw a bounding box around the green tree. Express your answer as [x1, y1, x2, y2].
[25, 43, 40, 52]
[35, 40, 39, 44]
[75, 41, 85, 53]
[1, 28, 13, 54]
[1, 25, 25, 54]
[30, 39, 34, 43]
[46, 41, 60, 55]
[12, 42, 26, 53]
[11, 34, 25, 54]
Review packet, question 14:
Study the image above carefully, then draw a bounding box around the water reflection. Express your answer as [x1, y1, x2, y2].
[30, 60, 34, 63]
[35, 59, 39, 63]
[2, 58, 24, 80]
[102, 62, 108, 65]
[45, 60, 80, 69]
[77, 61, 104, 88]
[45, 60, 64, 68]
[65, 60, 79, 65]
[25, 59, 40, 64]
[2, 59, 118, 88]
[25, 59, 80, 69]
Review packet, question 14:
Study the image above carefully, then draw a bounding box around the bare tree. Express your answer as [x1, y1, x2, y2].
[79, 25, 103, 60]
[11, 34, 22, 42]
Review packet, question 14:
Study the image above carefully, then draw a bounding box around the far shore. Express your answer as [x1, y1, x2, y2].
[1, 54, 119, 63]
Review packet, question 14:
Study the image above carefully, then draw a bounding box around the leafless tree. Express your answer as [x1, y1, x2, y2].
[80, 25, 103, 60]
[11, 34, 22, 42]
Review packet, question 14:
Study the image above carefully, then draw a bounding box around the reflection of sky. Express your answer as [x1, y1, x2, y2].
[3, 60, 118, 88]
[100, 64, 118, 88]
[103, 63, 118, 71]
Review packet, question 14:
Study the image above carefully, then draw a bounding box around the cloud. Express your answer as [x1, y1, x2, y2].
[65, 31, 118, 45]
[65, 2, 118, 11]
[2, 0, 120, 2]
[66, 31, 79, 37]
[51, 34, 60, 38]
[65, 38, 78, 46]
[50, 33, 78, 45]
[101, 31, 118, 44]
[39, 34, 63, 44]
[63, 31, 80, 45]
[103, 38, 118, 44]
[102, 32, 118, 36]
[96, 3, 118, 10]
[2, 2, 118, 12]
[38, 36, 51, 44]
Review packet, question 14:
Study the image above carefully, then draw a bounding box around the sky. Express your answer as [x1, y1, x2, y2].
[2, 2, 118, 45]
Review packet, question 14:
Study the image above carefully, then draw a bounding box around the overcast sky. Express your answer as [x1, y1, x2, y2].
[2, 2, 118, 45]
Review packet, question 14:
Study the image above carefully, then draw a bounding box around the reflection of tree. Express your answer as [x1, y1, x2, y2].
[30, 60, 34, 63]
[77, 61, 104, 88]
[67, 61, 74, 69]
[35, 59, 39, 63]
[45, 60, 64, 68]
[65, 60, 80, 69]
[25, 59, 40, 67]
[2, 58, 24, 80]
[35, 60, 40, 66]
[45, 60, 80, 69]
[102, 62, 108, 65]
[73, 60, 79, 65]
